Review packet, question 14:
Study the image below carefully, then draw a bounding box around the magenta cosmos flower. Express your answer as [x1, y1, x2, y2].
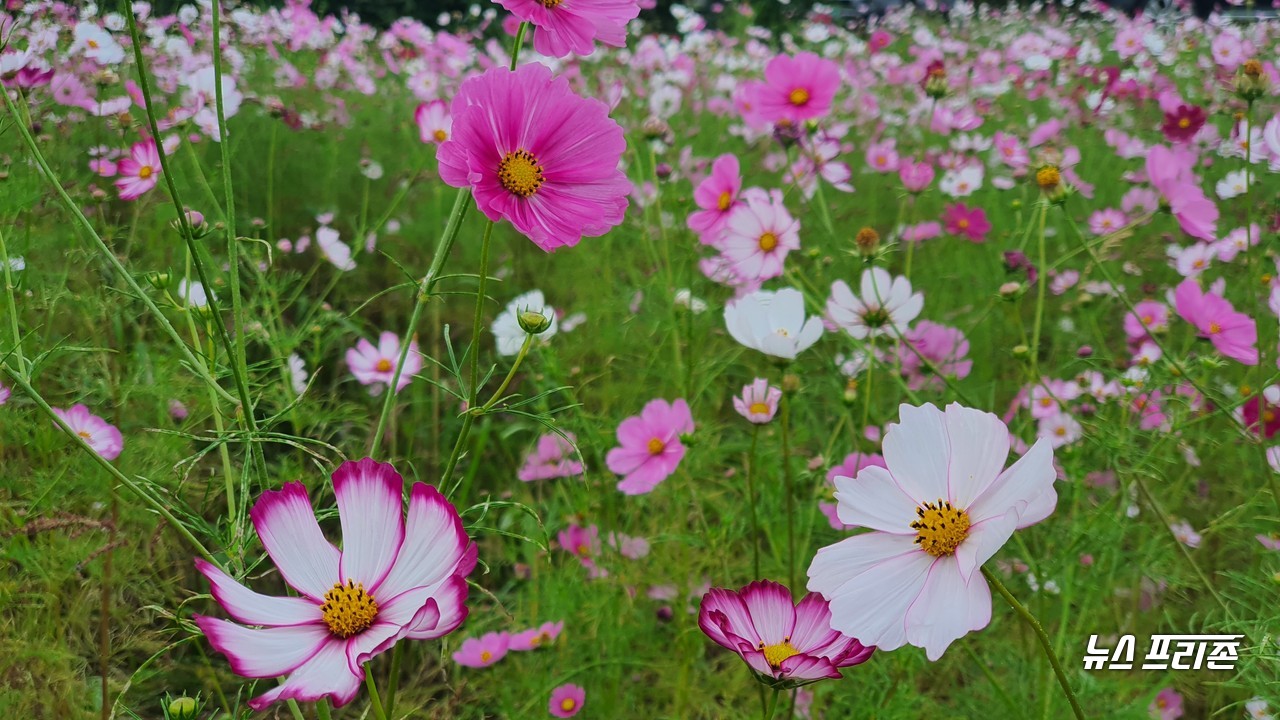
[549, 683, 586, 717]
[808, 403, 1057, 660]
[698, 580, 874, 687]
[453, 631, 510, 668]
[53, 404, 123, 461]
[941, 203, 991, 243]
[605, 398, 694, 494]
[733, 378, 781, 424]
[1146, 145, 1217, 242]
[346, 331, 423, 393]
[115, 138, 161, 200]
[438, 63, 631, 252]
[496, 0, 640, 58]
[510, 620, 564, 651]
[754, 51, 841, 125]
[194, 459, 475, 709]
[687, 153, 745, 242]
[1174, 278, 1258, 365]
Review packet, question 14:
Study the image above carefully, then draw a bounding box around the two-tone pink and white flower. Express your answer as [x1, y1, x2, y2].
[194, 459, 475, 709]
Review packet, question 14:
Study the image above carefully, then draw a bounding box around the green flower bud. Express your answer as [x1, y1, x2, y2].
[518, 309, 553, 335]
[167, 695, 199, 720]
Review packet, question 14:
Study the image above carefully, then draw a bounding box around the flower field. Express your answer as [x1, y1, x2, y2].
[2, 1, 1279, 718]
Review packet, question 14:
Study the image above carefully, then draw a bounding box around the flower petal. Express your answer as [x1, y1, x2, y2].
[942, 403, 1011, 508]
[194, 616, 330, 678]
[739, 580, 796, 644]
[903, 556, 992, 661]
[882, 403, 950, 503]
[404, 575, 470, 640]
[250, 482, 340, 601]
[195, 559, 321, 627]
[833, 467, 918, 534]
[334, 458, 407, 591]
[377, 482, 470, 599]
[247, 639, 363, 710]
[778, 653, 843, 680]
[968, 438, 1057, 528]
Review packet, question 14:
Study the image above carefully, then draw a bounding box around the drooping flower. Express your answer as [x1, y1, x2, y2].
[415, 100, 451, 144]
[698, 580, 874, 687]
[753, 52, 841, 125]
[605, 398, 694, 495]
[826, 268, 923, 341]
[687, 153, 744, 241]
[549, 683, 586, 718]
[808, 403, 1057, 660]
[1173, 278, 1258, 365]
[510, 620, 565, 651]
[346, 332, 424, 392]
[195, 459, 475, 708]
[518, 432, 583, 482]
[492, 290, 559, 356]
[733, 378, 782, 424]
[437, 63, 631, 252]
[941, 203, 991, 243]
[724, 288, 823, 360]
[453, 631, 510, 668]
[52, 404, 123, 461]
[115, 139, 162, 201]
[495, 0, 640, 58]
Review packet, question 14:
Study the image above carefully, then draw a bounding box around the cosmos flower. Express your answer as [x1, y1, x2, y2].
[605, 398, 695, 495]
[549, 684, 586, 717]
[698, 580, 874, 687]
[941, 203, 991, 243]
[1173, 278, 1258, 365]
[415, 99, 451, 144]
[52, 404, 123, 461]
[733, 378, 782, 424]
[753, 51, 841, 125]
[437, 64, 632, 251]
[517, 432, 583, 482]
[495, 0, 640, 58]
[1161, 105, 1205, 143]
[808, 403, 1057, 660]
[687, 153, 745, 241]
[492, 290, 558, 356]
[510, 620, 565, 651]
[719, 190, 800, 282]
[346, 332, 424, 393]
[1146, 145, 1217, 242]
[453, 631, 511, 668]
[820, 452, 888, 531]
[826, 268, 923, 340]
[898, 321, 972, 390]
[115, 139, 162, 201]
[194, 459, 474, 709]
[724, 288, 823, 360]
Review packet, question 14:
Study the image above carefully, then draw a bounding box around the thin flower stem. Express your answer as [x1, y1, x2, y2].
[1, 89, 238, 406]
[368, 189, 471, 456]
[780, 389, 797, 594]
[0, 224, 26, 376]
[468, 220, 496, 411]
[1029, 200, 1050, 377]
[981, 566, 1086, 720]
[481, 332, 534, 412]
[763, 687, 781, 720]
[364, 669, 389, 720]
[747, 425, 762, 580]
[316, 698, 333, 720]
[0, 366, 220, 566]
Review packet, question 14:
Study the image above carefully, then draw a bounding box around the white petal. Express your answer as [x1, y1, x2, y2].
[904, 556, 992, 660]
[833, 467, 918, 534]
[250, 482, 340, 601]
[335, 458, 406, 590]
[968, 438, 1057, 527]
[943, 403, 1011, 508]
[377, 482, 469, 598]
[882, 403, 950, 504]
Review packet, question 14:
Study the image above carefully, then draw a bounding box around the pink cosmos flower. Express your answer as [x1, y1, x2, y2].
[866, 139, 900, 173]
[1146, 145, 1217, 242]
[808, 403, 1058, 660]
[1150, 686, 1184, 719]
[346, 332, 423, 393]
[518, 432, 583, 482]
[549, 683, 586, 717]
[753, 52, 841, 125]
[605, 398, 695, 494]
[1088, 208, 1127, 235]
[698, 580, 874, 687]
[687, 154, 744, 241]
[820, 453, 888, 531]
[901, 221, 942, 244]
[53, 404, 123, 461]
[733, 378, 781, 424]
[0, 382, 9, 405]
[115, 139, 161, 200]
[453, 631, 510, 668]
[1124, 300, 1170, 341]
[495, 0, 640, 58]
[898, 321, 972, 390]
[1174, 279, 1258, 365]
[415, 99, 451, 144]
[437, 64, 631, 252]
[720, 190, 800, 282]
[942, 203, 991, 243]
[898, 160, 935, 193]
[195, 459, 474, 709]
[510, 620, 564, 651]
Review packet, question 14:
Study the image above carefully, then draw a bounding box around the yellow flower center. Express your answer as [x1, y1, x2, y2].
[717, 191, 732, 211]
[758, 232, 779, 252]
[480, 650, 493, 662]
[320, 580, 379, 638]
[788, 87, 810, 106]
[88, 39, 100, 49]
[1209, 321, 1222, 334]
[957, 218, 969, 229]
[541, 0, 564, 6]
[433, 129, 448, 142]
[647, 437, 665, 454]
[498, 149, 545, 198]
[911, 499, 971, 557]
[759, 639, 801, 668]
[749, 401, 770, 415]
[1036, 166, 1061, 189]
[1054, 426, 1067, 436]
[78, 430, 92, 439]
[560, 698, 577, 712]
[375, 358, 393, 373]
[1264, 410, 1276, 423]
[139, 166, 154, 179]
[1178, 117, 1191, 129]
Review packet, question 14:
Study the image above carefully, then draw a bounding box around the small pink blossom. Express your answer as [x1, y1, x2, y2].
[114, 139, 161, 200]
[518, 433, 583, 482]
[346, 332, 424, 393]
[53, 404, 123, 461]
[605, 398, 695, 495]
[452, 631, 510, 668]
[549, 683, 585, 717]
[510, 621, 564, 651]
[733, 378, 781, 424]
[1174, 279, 1258, 365]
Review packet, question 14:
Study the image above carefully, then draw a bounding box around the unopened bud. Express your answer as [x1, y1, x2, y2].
[517, 309, 553, 335]
[1012, 344, 1030, 360]
[781, 373, 801, 394]
[772, 121, 803, 148]
[1235, 59, 1269, 102]
[641, 116, 670, 141]
[854, 226, 880, 257]
[842, 378, 858, 404]
[654, 162, 673, 181]
[166, 695, 199, 720]
[145, 271, 173, 291]
[998, 281, 1024, 299]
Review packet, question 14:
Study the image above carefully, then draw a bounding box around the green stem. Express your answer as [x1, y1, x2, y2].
[468, 221, 496, 411]
[764, 688, 781, 720]
[1029, 200, 1049, 377]
[0, 224, 26, 375]
[982, 566, 1086, 720]
[862, 335, 876, 430]
[316, 698, 333, 720]
[481, 331, 534, 412]
[746, 425, 761, 580]
[364, 668, 389, 720]
[780, 389, 796, 593]
[0, 366, 219, 565]
[1, 89, 237, 406]
[383, 644, 403, 718]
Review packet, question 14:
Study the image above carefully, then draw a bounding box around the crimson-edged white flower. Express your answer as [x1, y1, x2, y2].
[698, 580, 874, 688]
[807, 403, 1057, 660]
[194, 458, 475, 709]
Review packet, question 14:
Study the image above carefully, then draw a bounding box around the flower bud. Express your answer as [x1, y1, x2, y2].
[166, 695, 199, 720]
[641, 116, 670, 140]
[145, 271, 172, 291]
[842, 378, 858, 405]
[781, 373, 801, 394]
[1012, 344, 1030, 360]
[1235, 59, 1268, 103]
[854, 226, 880, 257]
[518, 309, 553, 335]
[921, 61, 948, 99]
[998, 281, 1025, 299]
[654, 162, 673, 181]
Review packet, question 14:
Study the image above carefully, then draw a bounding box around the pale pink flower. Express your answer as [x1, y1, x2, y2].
[53, 404, 123, 461]
[115, 139, 161, 200]
[345, 332, 424, 393]
[452, 631, 510, 668]
[518, 433, 583, 482]
[720, 191, 799, 282]
[827, 268, 923, 340]
[733, 378, 782, 424]
[415, 99, 451, 144]
[509, 621, 564, 651]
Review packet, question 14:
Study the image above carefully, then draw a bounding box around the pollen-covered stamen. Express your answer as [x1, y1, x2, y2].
[1209, 321, 1222, 334]
[320, 580, 379, 638]
[717, 191, 733, 211]
[139, 165, 154, 179]
[758, 637, 801, 668]
[748, 401, 770, 415]
[498, 149, 545, 198]
[433, 129, 448, 142]
[540, 0, 564, 7]
[910, 498, 971, 557]
[647, 437, 665, 454]
[1036, 165, 1061, 190]
[788, 88, 811, 106]
[758, 232, 779, 252]
[375, 358, 393, 373]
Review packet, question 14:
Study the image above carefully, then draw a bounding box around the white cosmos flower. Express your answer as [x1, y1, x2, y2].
[316, 226, 355, 271]
[71, 22, 125, 65]
[723, 287, 823, 360]
[807, 402, 1057, 661]
[491, 290, 558, 356]
[826, 267, 923, 340]
[288, 353, 308, 395]
[178, 279, 212, 308]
